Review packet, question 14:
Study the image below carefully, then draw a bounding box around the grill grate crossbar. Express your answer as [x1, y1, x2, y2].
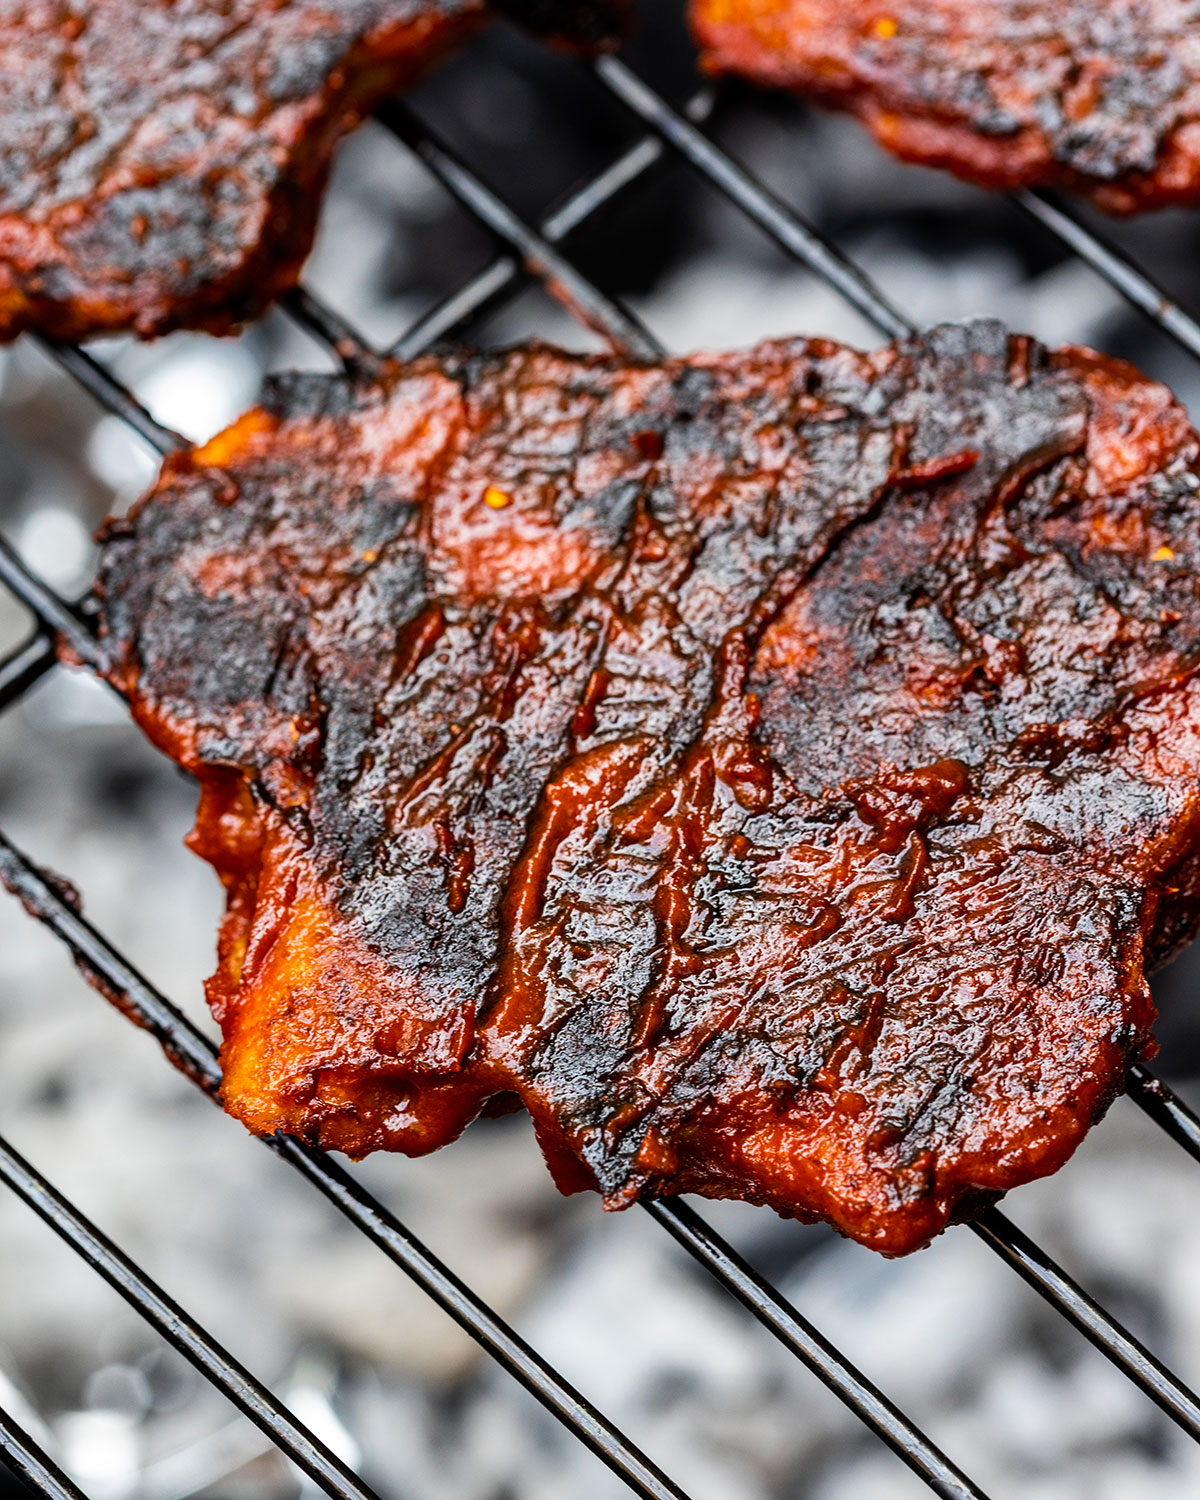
[1014, 190, 1200, 361]
[31, 336, 185, 458]
[0, 536, 97, 669]
[0, 637, 57, 711]
[375, 97, 661, 358]
[0, 1408, 87, 1500]
[0, 1135, 390, 1500]
[3, 31, 1200, 1500]
[646, 1200, 985, 1500]
[590, 57, 912, 339]
[389, 86, 715, 359]
[974, 1210, 1200, 1440]
[1128, 1063, 1200, 1160]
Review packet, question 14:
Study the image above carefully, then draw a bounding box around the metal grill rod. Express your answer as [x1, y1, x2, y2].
[389, 87, 715, 358]
[0, 536, 97, 669]
[590, 56, 911, 339]
[974, 1209, 1200, 1441]
[646, 1200, 985, 1500]
[1015, 190, 1200, 362]
[1127, 1063, 1200, 1162]
[375, 98, 660, 359]
[0, 1407, 87, 1500]
[280, 287, 384, 371]
[0, 636, 57, 711]
[0, 832, 690, 1500]
[31, 337, 185, 459]
[0, 1135, 388, 1500]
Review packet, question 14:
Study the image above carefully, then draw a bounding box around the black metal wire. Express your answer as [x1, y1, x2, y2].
[1127, 1063, 1200, 1161]
[375, 98, 660, 359]
[5, 27, 1200, 1500]
[0, 636, 57, 710]
[0, 1134, 388, 1500]
[973, 1209, 1200, 1440]
[280, 287, 385, 372]
[647, 1200, 986, 1500]
[31, 337, 185, 458]
[0, 537, 98, 668]
[0, 1408, 87, 1500]
[389, 87, 715, 358]
[590, 56, 912, 339]
[1015, 190, 1200, 361]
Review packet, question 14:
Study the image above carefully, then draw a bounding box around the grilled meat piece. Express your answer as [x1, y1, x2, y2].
[89, 319, 1200, 1254]
[0, 0, 623, 343]
[691, 0, 1200, 212]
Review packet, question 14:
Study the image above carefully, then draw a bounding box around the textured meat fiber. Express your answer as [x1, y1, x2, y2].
[0, 0, 622, 342]
[691, 0, 1200, 212]
[90, 320, 1200, 1254]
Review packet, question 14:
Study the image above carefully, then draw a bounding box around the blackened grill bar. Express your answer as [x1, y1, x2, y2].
[388, 87, 716, 358]
[1013, 191, 1200, 364]
[0, 24, 1199, 1500]
[1128, 1063, 1200, 1161]
[590, 54, 913, 337]
[374, 96, 661, 357]
[280, 287, 385, 372]
[0, 1407, 87, 1500]
[0, 536, 98, 670]
[0, 1136, 391, 1500]
[29, 338, 186, 459]
[0, 637, 57, 715]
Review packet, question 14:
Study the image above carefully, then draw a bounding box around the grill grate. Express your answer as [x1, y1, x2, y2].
[0, 31, 1199, 1500]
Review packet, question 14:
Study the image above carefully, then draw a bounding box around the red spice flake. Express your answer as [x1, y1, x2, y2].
[630, 429, 665, 460]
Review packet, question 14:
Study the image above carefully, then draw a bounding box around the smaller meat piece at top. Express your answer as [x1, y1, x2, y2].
[0, 0, 625, 344]
[691, 0, 1200, 212]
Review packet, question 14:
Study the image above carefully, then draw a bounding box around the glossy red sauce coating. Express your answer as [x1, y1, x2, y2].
[89, 322, 1200, 1253]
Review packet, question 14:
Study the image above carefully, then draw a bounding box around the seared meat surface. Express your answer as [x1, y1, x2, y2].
[90, 320, 1200, 1253]
[0, 0, 621, 342]
[691, 0, 1200, 212]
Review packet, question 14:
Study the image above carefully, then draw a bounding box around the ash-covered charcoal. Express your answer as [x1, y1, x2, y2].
[691, 0, 1200, 213]
[0, 0, 626, 343]
[87, 320, 1200, 1254]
